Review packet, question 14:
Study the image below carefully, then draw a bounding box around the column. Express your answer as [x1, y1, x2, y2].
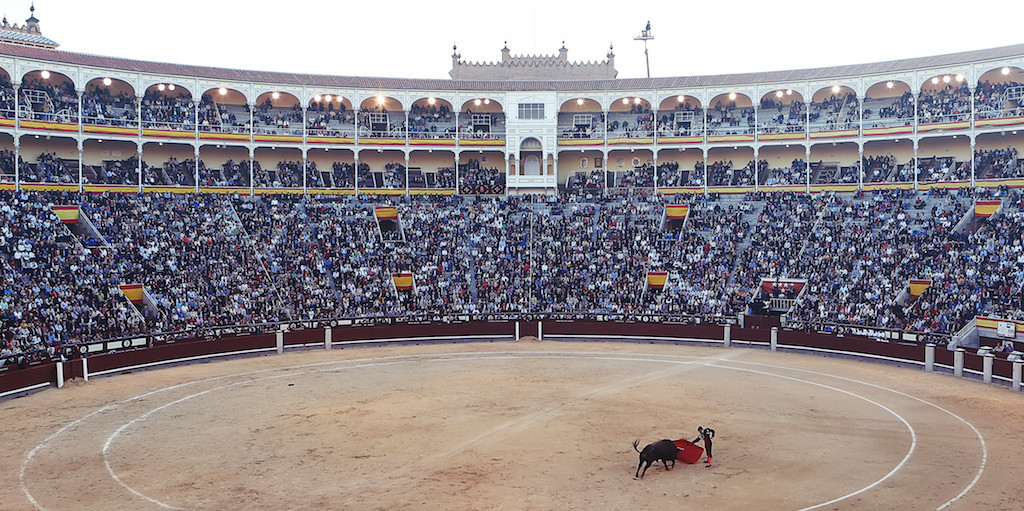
[752, 145, 759, 193]
[193, 144, 200, 193]
[913, 138, 919, 190]
[77, 140, 83, 193]
[970, 136, 976, 187]
[404, 151, 410, 196]
[248, 146, 255, 196]
[858, 143, 864, 190]
[354, 151, 360, 195]
[805, 144, 812, 194]
[301, 148, 308, 194]
[137, 144, 144, 193]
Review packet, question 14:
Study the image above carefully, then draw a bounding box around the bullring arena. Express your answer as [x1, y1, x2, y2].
[2, 4, 1024, 510]
[3, 335, 1024, 511]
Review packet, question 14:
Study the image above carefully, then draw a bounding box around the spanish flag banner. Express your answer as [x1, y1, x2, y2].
[909, 279, 932, 299]
[647, 271, 668, 290]
[51, 205, 80, 224]
[375, 206, 399, 221]
[665, 205, 689, 220]
[119, 284, 145, 304]
[974, 200, 1001, 217]
[392, 272, 414, 291]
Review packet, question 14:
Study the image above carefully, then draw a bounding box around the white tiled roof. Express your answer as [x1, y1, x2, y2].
[0, 29, 58, 48]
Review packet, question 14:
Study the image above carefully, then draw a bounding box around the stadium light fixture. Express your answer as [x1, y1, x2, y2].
[577, 98, 584, 105]
[622, 98, 630, 105]
[955, 74, 964, 82]
[786, 89, 793, 96]
[428, 97, 436, 105]
[932, 77, 939, 85]
[1002, 67, 1011, 75]
[677, 95, 685, 102]
[474, 98, 482, 106]
[218, 87, 227, 95]
[728, 92, 737, 101]
[102, 77, 112, 86]
[158, 84, 166, 91]
[887, 81, 894, 89]
[168, 84, 175, 91]
[832, 85, 840, 93]
[272, 91, 280, 100]
[325, 94, 333, 102]
[314, 95, 322, 102]
[377, 95, 385, 104]
[634, 97, 642, 104]
[942, 75, 951, 84]
[484, 99, 490, 105]
[776, 90, 783, 98]
[40, 70, 50, 79]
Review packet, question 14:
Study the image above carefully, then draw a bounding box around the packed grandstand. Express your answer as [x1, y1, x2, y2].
[1, 13, 1024, 364]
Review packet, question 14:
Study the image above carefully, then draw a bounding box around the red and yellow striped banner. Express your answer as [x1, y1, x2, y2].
[375, 206, 398, 221]
[647, 271, 668, 290]
[975, 200, 1001, 217]
[51, 205, 79, 224]
[392, 272, 414, 291]
[665, 205, 689, 219]
[119, 284, 145, 304]
[909, 279, 932, 299]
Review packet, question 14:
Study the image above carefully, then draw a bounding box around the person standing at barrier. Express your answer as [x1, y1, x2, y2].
[693, 426, 715, 467]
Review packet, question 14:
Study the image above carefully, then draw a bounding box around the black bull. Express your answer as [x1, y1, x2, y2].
[633, 439, 679, 478]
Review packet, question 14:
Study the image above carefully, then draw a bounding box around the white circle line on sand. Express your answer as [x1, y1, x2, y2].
[98, 352, 912, 511]
[721, 358, 988, 511]
[706, 362, 917, 511]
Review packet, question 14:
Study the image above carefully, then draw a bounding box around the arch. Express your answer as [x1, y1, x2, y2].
[460, 97, 503, 113]
[708, 92, 752, 109]
[82, 138, 139, 186]
[256, 90, 300, 109]
[520, 137, 542, 150]
[201, 86, 247, 106]
[19, 69, 77, 123]
[919, 72, 968, 92]
[865, 79, 912, 100]
[657, 94, 703, 111]
[760, 88, 804, 106]
[360, 95, 404, 112]
[143, 82, 193, 99]
[409, 97, 455, 140]
[252, 91, 302, 136]
[977, 65, 1024, 85]
[82, 77, 136, 126]
[559, 97, 601, 112]
[308, 93, 353, 111]
[609, 96, 652, 112]
[810, 85, 856, 104]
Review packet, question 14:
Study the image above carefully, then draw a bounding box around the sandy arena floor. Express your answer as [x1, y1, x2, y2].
[2, 340, 1022, 510]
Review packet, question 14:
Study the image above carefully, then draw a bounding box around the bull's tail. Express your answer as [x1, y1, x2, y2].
[633, 439, 641, 453]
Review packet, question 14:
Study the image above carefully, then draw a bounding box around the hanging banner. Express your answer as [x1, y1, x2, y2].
[909, 279, 932, 299]
[665, 205, 689, 220]
[51, 205, 80, 224]
[375, 206, 398, 221]
[392, 272, 414, 291]
[647, 271, 668, 290]
[974, 200, 1001, 217]
[119, 284, 145, 304]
